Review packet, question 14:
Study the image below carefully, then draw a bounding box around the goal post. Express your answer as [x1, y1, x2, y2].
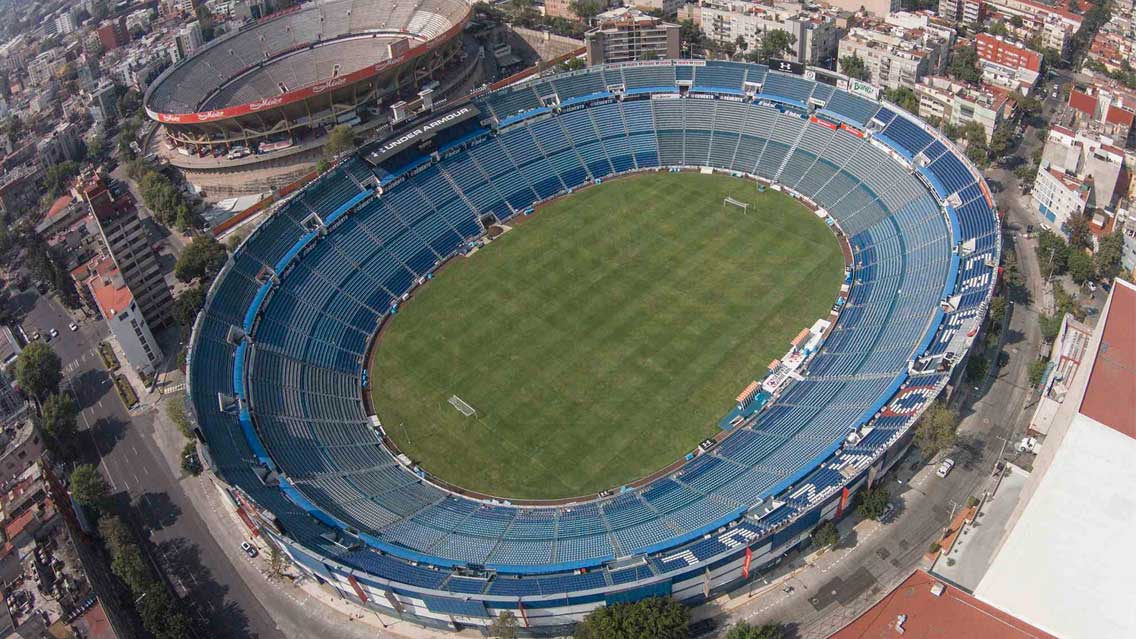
[723, 196, 748, 213]
[449, 395, 477, 417]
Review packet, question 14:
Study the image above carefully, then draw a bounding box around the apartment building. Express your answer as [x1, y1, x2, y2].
[82, 177, 174, 330]
[975, 33, 1041, 93]
[1041, 125, 1130, 211]
[1031, 166, 1092, 230]
[79, 256, 163, 375]
[983, 0, 1082, 56]
[684, 0, 842, 65]
[585, 7, 681, 65]
[915, 76, 1013, 141]
[837, 18, 950, 90]
[1066, 82, 1136, 144]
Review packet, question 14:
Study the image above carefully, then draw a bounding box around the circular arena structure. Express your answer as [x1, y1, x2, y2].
[143, 0, 470, 168]
[188, 60, 1000, 632]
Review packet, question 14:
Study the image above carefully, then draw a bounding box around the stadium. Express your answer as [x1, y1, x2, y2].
[142, 0, 472, 192]
[187, 60, 1000, 632]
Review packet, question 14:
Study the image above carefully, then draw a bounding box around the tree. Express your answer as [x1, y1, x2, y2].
[1067, 249, 1094, 284]
[70, 464, 111, 510]
[574, 597, 690, 639]
[1064, 214, 1092, 250]
[988, 296, 1008, 327]
[680, 20, 708, 56]
[99, 515, 154, 594]
[966, 354, 989, 383]
[39, 393, 78, 453]
[1036, 229, 1069, 277]
[884, 86, 919, 114]
[913, 403, 958, 456]
[137, 586, 193, 639]
[947, 44, 980, 85]
[173, 284, 207, 329]
[569, 0, 604, 23]
[174, 236, 227, 283]
[1028, 358, 1050, 387]
[811, 520, 839, 548]
[735, 35, 749, 58]
[840, 54, 867, 80]
[757, 29, 796, 61]
[726, 621, 785, 639]
[324, 124, 356, 158]
[988, 20, 1009, 36]
[490, 611, 520, 639]
[855, 486, 890, 520]
[15, 341, 62, 401]
[1094, 231, 1124, 282]
[1010, 91, 1042, 120]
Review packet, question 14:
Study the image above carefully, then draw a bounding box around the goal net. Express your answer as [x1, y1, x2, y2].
[723, 197, 749, 212]
[449, 395, 477, 417]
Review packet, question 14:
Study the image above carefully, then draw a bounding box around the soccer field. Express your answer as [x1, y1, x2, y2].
[371, 173, 844, 499]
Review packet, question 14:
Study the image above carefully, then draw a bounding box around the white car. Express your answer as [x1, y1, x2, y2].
[49, 328, 59, 339]
[240, 541, 258, 558]
[1086, 281, 1097, 293]
[936, 458, 955, 478]
[68, 322, 78, 332]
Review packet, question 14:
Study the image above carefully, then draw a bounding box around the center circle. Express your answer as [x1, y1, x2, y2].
[370, 172, 845, 500]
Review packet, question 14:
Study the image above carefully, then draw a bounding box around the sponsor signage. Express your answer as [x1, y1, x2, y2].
[152, 17, 468, 124]
[743, 547, 752, 579]
[849, 78, 880, 101]
[365, 105, 480, 164]
[769, 59, 804, 76]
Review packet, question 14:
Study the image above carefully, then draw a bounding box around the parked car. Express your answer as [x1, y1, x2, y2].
[1086, 281, 1097, 293]
[68, 322, 78, 332]
[936, 458, 955, 478]
[30, 331, 40, 341]
[49, 328, 59, 339]
[240, 541, 258, 558]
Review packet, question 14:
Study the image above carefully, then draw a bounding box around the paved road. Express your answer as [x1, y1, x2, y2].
[31, 287, 286, 639]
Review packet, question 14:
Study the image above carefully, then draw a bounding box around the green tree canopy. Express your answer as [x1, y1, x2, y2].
[574, 597, 690, 639]
[569, 0, 604, 22]
[884, 86, 919, 114]
[1028, 357, 1050, 387]
[39, 392, 78, 453]
[15, 341, 61, 401]
[840, 54, 867, 80]
[490, 610, 520, 639]
[1066, 249, 1094, 284]
[812, 520, 839, 548]
[755, 29, 796, 61]
[725, 621, 785, 639]
[174, 235, 227, 283]
[856, 485, 891, 520]
[324, 124, 356, 158]
[914, 403, 958, 456]
[70, 464, 111, 510]
[1094, 231, 1124, 282]
[173, 284, 207, 329]
[948, 44, 981, 84]
[1036, 229, 1069, 278]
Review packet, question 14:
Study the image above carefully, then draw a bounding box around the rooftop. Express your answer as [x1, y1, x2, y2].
[1079, 278, 1136, 437]
[828, 569, 1056, 639]
[84, 256, 134, 320]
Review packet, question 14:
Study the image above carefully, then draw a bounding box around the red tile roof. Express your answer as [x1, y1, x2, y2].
[828, 570, 1057, 639]
[85, 256, 134, 320]
[1079, 279, 1136, 439]
[1068, 88, 1097, 117]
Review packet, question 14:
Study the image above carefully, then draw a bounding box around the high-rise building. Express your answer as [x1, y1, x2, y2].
[175, 21, 204, 59]
[975, 33, 1042, 93]
[96, 18, 130, 52]
[82, 177, 174, 330]
[79, 256, 164, 374]
[90, 81, 119, 123]
[584, 7, 681, 65]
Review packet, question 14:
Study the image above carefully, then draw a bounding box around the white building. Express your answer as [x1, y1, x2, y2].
[974, 278, 1136, 639]
[683, 0, 842, 66]
[1031, 164, 1092, 231]
[914, 76, 1012, 141]
[175, 21, 205, 60]
[82, 256, 163, 375]
[53, 13, 76, 35]
[837, 21, 947, 90]
[1041, 125, 1129, 211]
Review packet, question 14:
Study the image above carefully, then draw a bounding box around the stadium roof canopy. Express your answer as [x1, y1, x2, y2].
[974, 278, 1136, 639]
[829, 569, 1055, 639]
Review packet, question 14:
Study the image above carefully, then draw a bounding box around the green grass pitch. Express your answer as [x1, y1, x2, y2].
[370, 173, 844, 499]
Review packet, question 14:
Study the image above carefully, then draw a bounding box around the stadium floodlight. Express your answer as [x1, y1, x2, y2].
[449, 395, 477, 417]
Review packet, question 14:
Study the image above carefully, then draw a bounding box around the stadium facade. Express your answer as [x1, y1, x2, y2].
[187, 60, 1000, 633]
[143, 0, 471, 165]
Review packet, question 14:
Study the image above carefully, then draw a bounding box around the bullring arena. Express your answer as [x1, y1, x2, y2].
[143, 0, 473, 197]
[188, 60, 1000, 633]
